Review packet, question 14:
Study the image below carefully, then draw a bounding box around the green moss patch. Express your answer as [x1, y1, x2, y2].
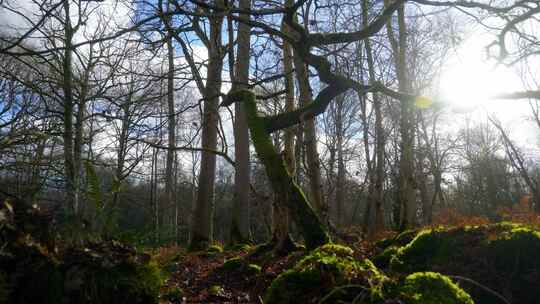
[218, 256, 262, 276]
[222, 256, 243, 271]
[61, 243, 163, 304]
[375, 229, 422, 250]
[207, 244, 224, 254]
[398, 272, 474, 304]
[227, 243, 252, 252]
[373, 246, 399, 269]
[264, 244, 387, 304]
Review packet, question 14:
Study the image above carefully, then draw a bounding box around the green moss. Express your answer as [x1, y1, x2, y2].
[373, 246, 399, 269]
[209, 285, 224, 296]
[398, 272, 474, 304]
[264, 244, 387, 304]
[207, 244, 224, 254]
[229, 243, 252, 252]
[163, 286, 183, 302]
[390, 229, 453, 273]
[66, 258, 163, 304]
[229, 89, 330, 250]
[222, 256, 243, 271]
[247, 263, 262, 275]
[376, 229, 420, 250]
[131, 260, 163, 300]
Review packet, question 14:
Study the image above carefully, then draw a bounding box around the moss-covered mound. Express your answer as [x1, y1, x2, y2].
[61, 241, 163, 304]
[372, 229, 423, 269]
[397, 272, 474, 304]
[264, 244, 387, 304]
[375, 229, 421, 250]
[207, 244, 224, 254]
[0, 202, 163, 304]
[216, 256, 261, 276]
[389, 223, 540, 304]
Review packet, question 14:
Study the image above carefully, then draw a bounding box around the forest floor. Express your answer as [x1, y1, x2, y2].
[3, 201, 540, 304]
[153, 211, 540, 304]
[155, 234, 385, 303]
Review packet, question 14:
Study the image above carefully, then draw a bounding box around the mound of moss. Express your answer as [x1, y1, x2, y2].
[264, 244, 387, 304]
[207, 244, 224, 254]
[397, 272, 474, 304]
[389, 223, 540, 304]
[375, 229, 422, 250]
[62, 241, 163, 304]
[218, 256, 261, 276]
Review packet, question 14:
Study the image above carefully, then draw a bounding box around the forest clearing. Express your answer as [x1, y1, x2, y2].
[1, 0, 540, 303]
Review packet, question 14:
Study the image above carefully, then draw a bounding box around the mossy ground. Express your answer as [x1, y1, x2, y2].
[264, 244, 387, 304]
[385, 223, 540, 304]
[1, 227, 163, 303]
[397, 272, 474, 304]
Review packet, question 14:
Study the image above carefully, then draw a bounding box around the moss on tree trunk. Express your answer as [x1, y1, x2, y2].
[226, 90, 330, 250]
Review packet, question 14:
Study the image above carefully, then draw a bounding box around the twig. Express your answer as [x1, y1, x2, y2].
[448, 275, 511, 304]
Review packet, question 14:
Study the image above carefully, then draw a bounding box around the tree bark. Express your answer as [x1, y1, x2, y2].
[165, 12, 177, 240]
[385, 1, 416, 229]
[189, 2, 224, 250]
[292, 44, 326, 223]
[225, 90, 330, 250]
[62, 0, 77, 219]
[230, 0, 252, 244]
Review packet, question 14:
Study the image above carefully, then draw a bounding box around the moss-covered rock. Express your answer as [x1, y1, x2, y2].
[218, 256, 261, 276]
[63, 253, 163, 304]
[247, 263, 262, 275]
[222, 256, 243, 271]
[375, 229, 421, 250]
[398, 272, 474, 304]
[264, 244, 387, 304]
[390, 228, 453, 273]
[389, 223, 540, 304]
[228, 243, 252, 252]
[373, 246, 399, 269]
[207, 244, 224, 254]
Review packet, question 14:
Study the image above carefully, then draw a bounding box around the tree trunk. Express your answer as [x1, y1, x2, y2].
[165, 20, 177, 237]
[226, 90, 330, 250]
[362, 0, 386, 235]
[385, 1, 416, 229]
[334, 95, 345, 228]
[292, 45, 326, 222]
[270, 29, 296, 252]
[62, 0, 77, 219]
[189, 4, 224, 250]
[230, 0, 252, 244]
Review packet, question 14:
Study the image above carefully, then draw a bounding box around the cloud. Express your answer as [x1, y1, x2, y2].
[0, 0, 134, 49]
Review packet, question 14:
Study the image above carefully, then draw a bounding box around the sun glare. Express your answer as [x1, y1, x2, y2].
[439, 33, 523, 114]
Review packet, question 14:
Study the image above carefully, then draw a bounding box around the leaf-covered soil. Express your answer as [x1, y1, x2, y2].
[157, 245, 308, 303]
[157, 223, 540, 304]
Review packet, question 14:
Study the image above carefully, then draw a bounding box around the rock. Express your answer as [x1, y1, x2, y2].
[389, 223, 540, 304]
[264, 244, 387, 304]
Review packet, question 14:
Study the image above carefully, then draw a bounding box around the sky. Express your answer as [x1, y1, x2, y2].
[436, 23, 540, 150]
